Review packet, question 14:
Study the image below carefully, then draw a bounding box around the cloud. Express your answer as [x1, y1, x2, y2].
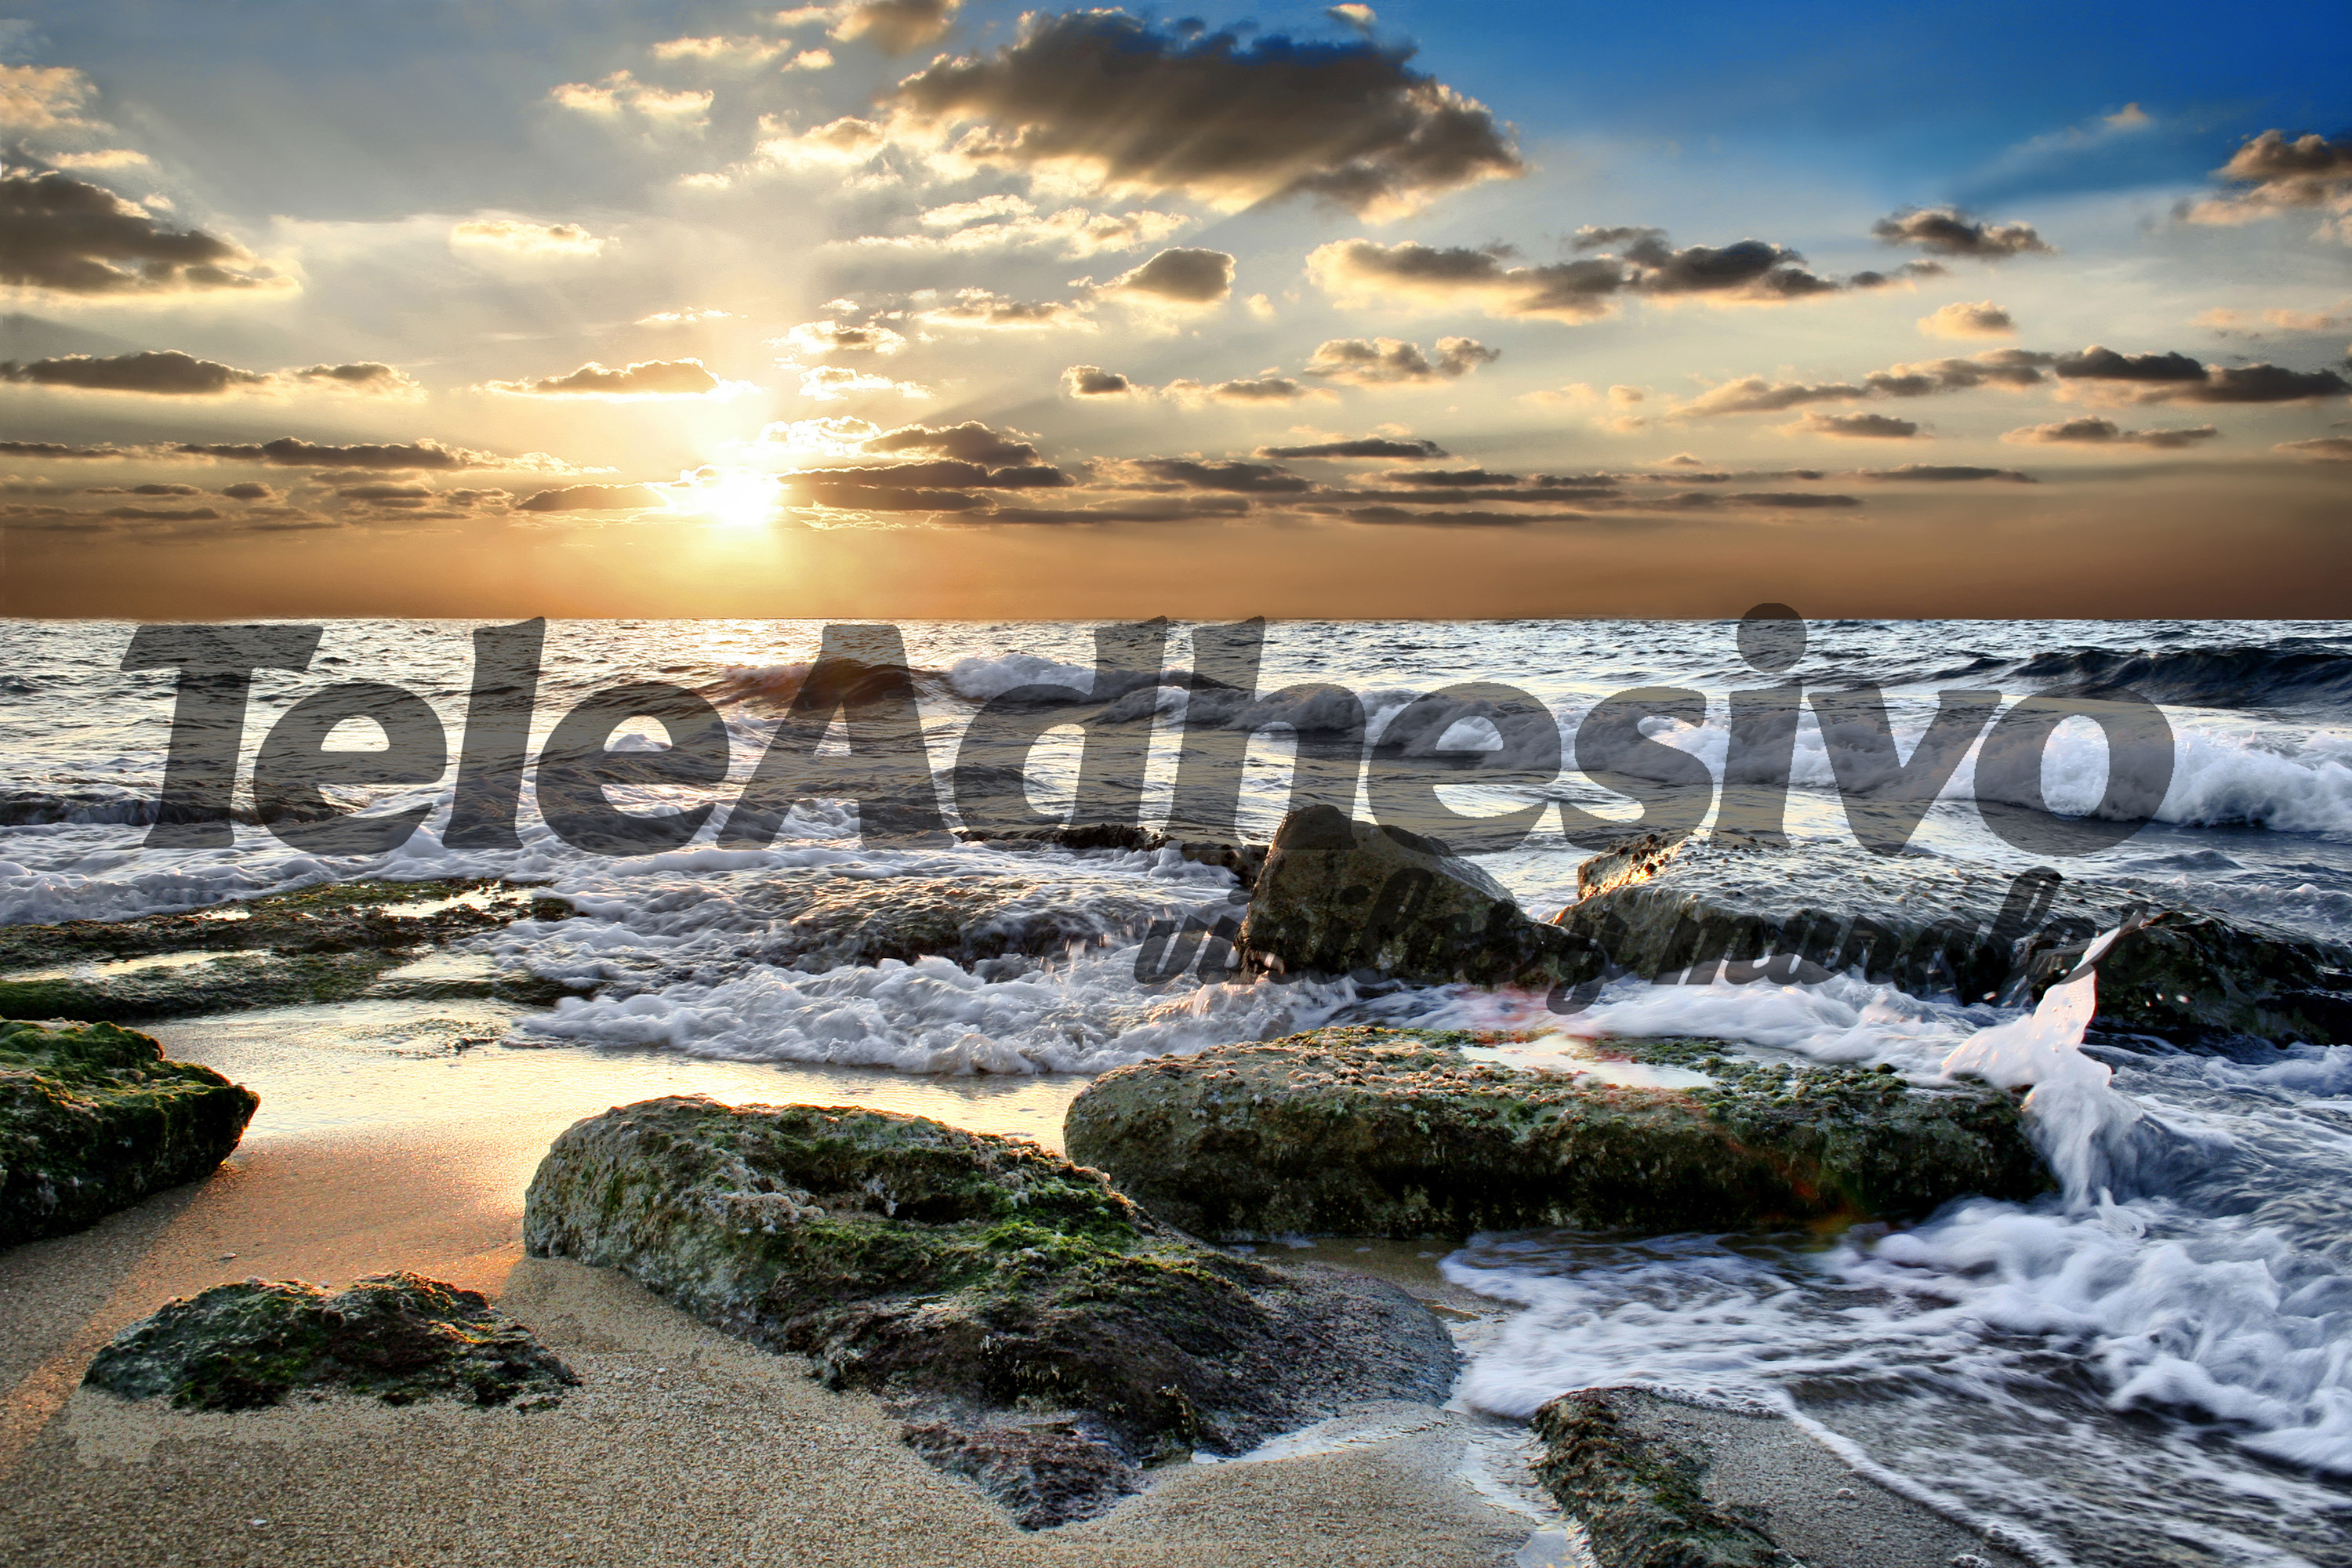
[881, 12, 1523, 220]
[1669, 349, 2053, 419]
[0, 63, 93, 132]
[1872, 207, 2053, 259]
[1792, 412, 1923, 439]
[1163, 376, 1334, 408]
[515, 483, 669, 512]
[853, 202, 1188, 256]
[1860, 464, 2034, 482]
[779, 320, 907, 354]
[1063, 364, 1136, 398]
[2183, 131, 2352, 227]
[794, 364, 932, 401]
[449, 217, 605, 259]
[1103, 458, 1312, 494]
[291, 361, 421, 396]
[1381, 466, 1517, 486]
[2195, 301, 2351, 335]
[1675, 376, 1867, 416]
[911, 289, 1094, 331]
[636, 307, 735, 326]
[487, 358, 742, 398]
[829, 0, 962, 54]
[2052, 347, 2350, 404]
[1304, 335, 1498, 385]
[221, 482, 275, 500]
[2002, 416, 2221, 448]
[2053, 345, 2206, 382]
[1102, 247, 1235, 306]
[651, 35, 794, 65]
[1306, 230, 1875, 322]
[1, 350, 272, 396]
[1327, 4, 1377, 27]
[733, 114, 891, 175]
[1, 170, 285, 296]
[1257, 436, 1449, 460]
[172, 437, 586, 471]
[550, 70, 713, 128]
[52, 148, 151, 170]
[1920, 300, 2016, 339]
[862, 421, 1044, 466]
[2276, 437, 2352, 462]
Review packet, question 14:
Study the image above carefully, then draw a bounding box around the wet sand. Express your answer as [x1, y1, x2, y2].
[0, 1044, 1556, 1568]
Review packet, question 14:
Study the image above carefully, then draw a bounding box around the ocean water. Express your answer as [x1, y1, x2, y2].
[4, 615, 2350, 1564]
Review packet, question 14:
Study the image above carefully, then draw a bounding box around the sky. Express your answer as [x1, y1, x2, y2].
[2, 0, 2349, 619]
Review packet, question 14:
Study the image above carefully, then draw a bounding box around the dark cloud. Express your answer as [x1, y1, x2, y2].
[1726, 492, 1864, 507]
[292, 361, 416, 394]
[1305, 335, 1497, 384]
[1345, 506, 1535, 525]
[1167, 376, 1326, 405]
[787, 459, 1070, 490]
[515, 483, 668, 512]
[103, 505, 223, 521]
[977, 496, 1254, 523]
[2054, 346, 2207, 382]
[1112, 459, 1311, 494]
[912, 290, 1093, 331]
[1, 350, 271, 395]
[171, 437, 564, 470]
[1572, 225, 1664, 250]
[1062, 365, 1134, 397]
[2277, 437, 2352, 462]
[1797, 412, 1922, 439]
[86, 481, 205, 496]
[2173, 364, 2349, 403]
[831, 0, 961, 55]
[863, 421, 1044, 466]
[2187, 130, 2352, 224]
[1104, 248, 1235, 304]
[1382, 467, 1517, 486]
[1675, 350, 2053, 419]
[1258, 436, 1449, 460]
[492, 359, 724, 397]
[0, 170, 285, 296]
[802, 485, 990, 513]
[884, 13, 1524, 218]
[220, 482, 275, 500]
[1872, 207, 2053, 259]
[2003, 416, 2221, 448]
[1861, 464, 2036, 482]
[1308, 230, 1874, 321]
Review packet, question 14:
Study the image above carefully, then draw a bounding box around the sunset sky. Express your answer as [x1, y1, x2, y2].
[3, 0, 2348, 619]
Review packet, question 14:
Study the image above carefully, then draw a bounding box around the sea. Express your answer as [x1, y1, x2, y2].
[4, 616, 2350, 1566]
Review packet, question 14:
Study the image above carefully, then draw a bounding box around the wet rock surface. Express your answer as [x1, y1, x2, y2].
[0, 879, 567, 1022]
[1238, 806, 1601, 990]
[1534, 1388, 2028, 1568]
[1, 1019, 258, 1246]
[1558, 832, 2352, 1049]
[522, 1094, 1458, 1526]
[1062, 1027, 2050, 1240]
[83, 1271, 578, 1410]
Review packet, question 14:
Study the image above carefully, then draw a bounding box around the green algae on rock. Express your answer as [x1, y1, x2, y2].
[522, 1094, 1457, 1526]
[1533, 1390, 1784, 1568]
[1062, 1027, 2050, 1241]
[1, 1019, 258, 1247]
[83, 1272, 578, 1410]
[0, 879, 570, 1023]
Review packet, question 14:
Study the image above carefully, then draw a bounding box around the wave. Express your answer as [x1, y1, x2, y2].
[2015, 641, 2352, 712]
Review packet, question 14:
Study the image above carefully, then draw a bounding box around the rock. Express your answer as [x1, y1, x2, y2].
[1533, 1388, 2029, 1568]
[1556, 833, 2352, 1049]
[1062, 1027, 2049, 1240]
[522, 1094, 1457, 1526]
[1, 1020, 258, 1247]
[0, 879, 559, 1023]
[1237, 806, 1602, 989]
[958, 823, 1267, 888]
[83, 1271, 577, 1410]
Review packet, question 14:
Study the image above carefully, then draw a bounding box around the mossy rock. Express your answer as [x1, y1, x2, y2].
[83, 1272, 577, 1410]
[1533, 1390, 1783, 1567]
[1062, 1027, 2051, 1240]
[522, 1095, 1457, 1525]
[0, 1019, 258, 1247]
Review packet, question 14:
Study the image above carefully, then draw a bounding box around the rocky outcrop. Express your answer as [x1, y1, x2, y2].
[958, 823, 1267, 887]
[0, 879, 567, 1022]
[1062, 1027, 2049, 1240]
[1533, 1388, 2028, 1568]
[83, 1272, 577, 1410]
[522, 1095, 1457, 1526]
[2, 1020, 258, 1247]
[1557, 832, 2352, 1049]
[1237, 806, 1602, 989]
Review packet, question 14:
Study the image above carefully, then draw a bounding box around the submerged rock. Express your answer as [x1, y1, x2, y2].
[1558, 832, 2352, 1049]
[522, 1094, 1457, 1526]
[84, 1271, 577, 1410]
[1062, 1027, 2049, 1240]
[1, 1020, 258, 1247]
[1533, 1390, 1780, 1567]
[0, 879, 563, 1022]
[1237, 806, 1602, 989]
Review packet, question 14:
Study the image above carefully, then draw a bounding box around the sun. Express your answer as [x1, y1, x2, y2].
[672, 467, 780, 529]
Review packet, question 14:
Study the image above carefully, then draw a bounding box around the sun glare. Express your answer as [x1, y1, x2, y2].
[673, 467, 780, 528]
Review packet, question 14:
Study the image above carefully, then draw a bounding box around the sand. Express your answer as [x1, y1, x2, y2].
[0, 1105, 1559, 1568]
